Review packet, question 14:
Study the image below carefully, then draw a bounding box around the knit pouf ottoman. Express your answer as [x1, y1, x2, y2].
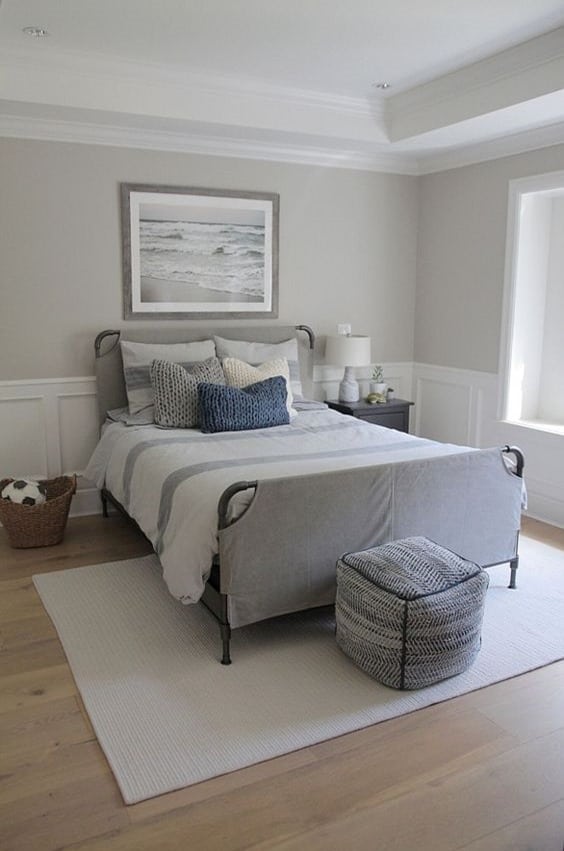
[335, 536, 489, 689]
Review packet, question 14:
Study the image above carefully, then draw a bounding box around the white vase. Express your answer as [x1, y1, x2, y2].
[339, 366, 361, 402]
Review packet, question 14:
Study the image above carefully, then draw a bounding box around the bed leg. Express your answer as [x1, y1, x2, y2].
[220, 624, 232, 665]
[509, 555, 518, 589]
[101, 490, 108, 518]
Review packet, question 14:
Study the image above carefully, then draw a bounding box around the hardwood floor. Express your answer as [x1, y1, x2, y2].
[1, 514, 563, 851]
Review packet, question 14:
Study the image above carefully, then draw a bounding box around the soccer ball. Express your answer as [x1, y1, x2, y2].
[1, 479, 47, 506]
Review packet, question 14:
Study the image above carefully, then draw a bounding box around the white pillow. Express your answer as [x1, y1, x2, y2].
[121, 339, 215, 416]
[213, 335, 304, 399]
[222, 357, 294, 415]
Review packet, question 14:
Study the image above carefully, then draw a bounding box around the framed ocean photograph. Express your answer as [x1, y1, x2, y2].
[121, 183, 279, 319]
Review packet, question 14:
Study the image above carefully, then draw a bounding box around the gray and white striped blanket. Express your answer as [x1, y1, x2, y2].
[84, 408, 470, 604]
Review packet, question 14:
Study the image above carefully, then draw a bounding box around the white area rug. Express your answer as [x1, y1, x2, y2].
[33, 539, 564, 804]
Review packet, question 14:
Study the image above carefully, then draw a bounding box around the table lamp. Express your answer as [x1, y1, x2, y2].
[325, 334, 371, 403]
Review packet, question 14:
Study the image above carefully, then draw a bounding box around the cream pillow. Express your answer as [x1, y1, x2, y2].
[222, 357, 294, 415]
[213, 335, 304, 399]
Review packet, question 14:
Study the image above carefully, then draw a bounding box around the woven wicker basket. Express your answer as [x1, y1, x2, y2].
[0, 475, 77, 548]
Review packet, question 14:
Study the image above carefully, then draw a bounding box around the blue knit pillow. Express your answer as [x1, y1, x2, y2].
[198, 376, 290, 433]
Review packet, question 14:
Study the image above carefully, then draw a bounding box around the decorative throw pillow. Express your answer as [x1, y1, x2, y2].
[121, 339, 215, 416]
[213, 335, 304, 399]
[198, 376, 290, 434]
[221, 356, 294, 415]
[150, 357, 225, 428]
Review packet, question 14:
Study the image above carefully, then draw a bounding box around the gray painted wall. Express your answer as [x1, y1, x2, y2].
[0, 138, 418, 380]
[4, 136, 564, 384]
[415, 143, 564, 373]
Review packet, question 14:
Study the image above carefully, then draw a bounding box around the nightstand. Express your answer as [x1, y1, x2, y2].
[327, 398, 414, 433]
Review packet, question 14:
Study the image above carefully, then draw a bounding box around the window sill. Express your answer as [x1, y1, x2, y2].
[501, 418, 564, 437]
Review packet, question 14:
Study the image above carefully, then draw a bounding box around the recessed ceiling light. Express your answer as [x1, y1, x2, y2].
[22, 26, 50, 37]
[372, 82, 391, 90]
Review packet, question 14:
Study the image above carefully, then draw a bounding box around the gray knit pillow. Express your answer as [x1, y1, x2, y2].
[150, 357, 225, 428]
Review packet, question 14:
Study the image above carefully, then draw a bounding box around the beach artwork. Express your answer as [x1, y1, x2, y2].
[121, 185, 279, 318]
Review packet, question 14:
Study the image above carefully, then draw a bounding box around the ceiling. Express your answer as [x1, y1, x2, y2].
[1, 0, 564, 173]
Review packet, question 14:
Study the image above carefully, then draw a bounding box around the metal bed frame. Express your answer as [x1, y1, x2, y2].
[203, 447, 523, 665]
[100, 458, 524, 667]
[94, 326, 524, 666]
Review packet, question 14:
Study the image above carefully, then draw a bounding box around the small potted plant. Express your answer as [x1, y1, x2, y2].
[370, 365, 387, 396]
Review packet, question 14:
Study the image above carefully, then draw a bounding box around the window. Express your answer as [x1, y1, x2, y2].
[500, 171, 564, 433]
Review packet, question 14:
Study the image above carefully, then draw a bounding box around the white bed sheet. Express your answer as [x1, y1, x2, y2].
[85, 408, 471, 604]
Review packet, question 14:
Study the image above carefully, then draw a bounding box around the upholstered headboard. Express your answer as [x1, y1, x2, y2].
[94, 324, 315, 424]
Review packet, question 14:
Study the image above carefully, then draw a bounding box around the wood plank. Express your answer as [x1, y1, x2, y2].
[0, 664, 76, 713]
[477, 668, 564, 741]
[0, 773, 128, 851]
[0, 613, 58, 652]
[0, 695, 94, 773]
[0, 636, 67, 677]
[458, 798, 564, 850]
[257, 729, 564, 851]
[0, 739, 112, 806]
[0, 515, 153, 581]
[521, 516, 564, 549]
[0, 577, 45, 623]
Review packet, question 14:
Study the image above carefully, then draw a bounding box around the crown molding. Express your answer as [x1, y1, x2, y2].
[416, 119, 564, 174]
[1, 107, 562, 177]
[0, 44, 381, 121]
[0, 44, 387, 149]
[392, 27, 564, 113]
[0, 111, 419, 175]
[388, 26, 564, 141]
[1, 35, 563, 177]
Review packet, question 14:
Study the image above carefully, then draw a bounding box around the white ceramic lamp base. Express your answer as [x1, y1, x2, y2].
[338, 366, 360, 403]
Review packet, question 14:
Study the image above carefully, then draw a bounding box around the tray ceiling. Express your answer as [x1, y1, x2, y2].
[1, 0, 563, 173]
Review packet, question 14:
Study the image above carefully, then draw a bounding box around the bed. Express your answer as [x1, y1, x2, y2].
[87, 324, 524, 664]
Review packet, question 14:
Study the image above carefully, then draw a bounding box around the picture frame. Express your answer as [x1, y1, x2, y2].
[121, 183, 279, 319]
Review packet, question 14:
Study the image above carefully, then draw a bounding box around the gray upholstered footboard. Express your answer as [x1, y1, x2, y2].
[218, 447, 523, 630]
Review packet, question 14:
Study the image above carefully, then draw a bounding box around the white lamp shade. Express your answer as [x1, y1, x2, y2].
[325, 334, 371, 367]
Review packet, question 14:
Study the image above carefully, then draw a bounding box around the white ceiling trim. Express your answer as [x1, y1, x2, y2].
[391, 26, 564, 113]
[0, 111, 419, 175]
[0, 45, 388, 151]
[417, 120, 564, 174]
[1, 26, 563, 176]
[0, 45, 382, 120]
[388, 27, 564, 141]
[2, 108, 563, 177]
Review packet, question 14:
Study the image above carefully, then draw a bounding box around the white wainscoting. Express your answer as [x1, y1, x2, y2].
[2, 368, 562, 527]
[0, 377, 101, 517]
[412, 362, 564, 528]
[412, 363, 498, 447]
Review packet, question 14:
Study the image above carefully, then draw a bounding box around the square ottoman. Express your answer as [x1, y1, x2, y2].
[335, 536, 489, 689]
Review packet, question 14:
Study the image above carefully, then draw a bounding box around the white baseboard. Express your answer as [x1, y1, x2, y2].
[71, 481, 103, 517]
[523, 476, 564, 530]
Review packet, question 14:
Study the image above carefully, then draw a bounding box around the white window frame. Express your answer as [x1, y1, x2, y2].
[498, 169, 564, 434]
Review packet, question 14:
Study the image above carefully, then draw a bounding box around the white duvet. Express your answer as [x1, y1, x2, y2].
[84, 408, 470, 604]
